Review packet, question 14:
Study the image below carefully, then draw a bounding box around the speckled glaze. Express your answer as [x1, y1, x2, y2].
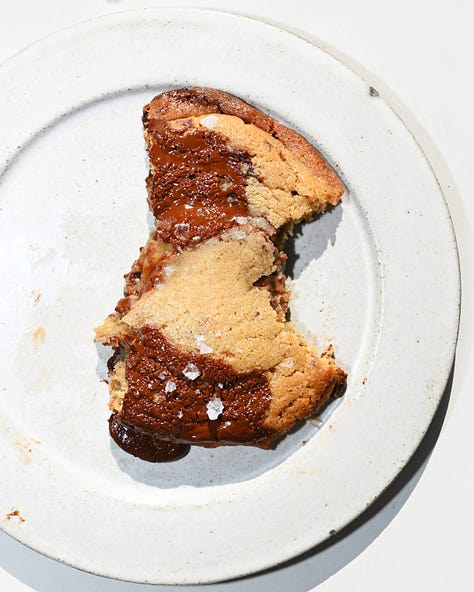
[0, 8, 460, 585]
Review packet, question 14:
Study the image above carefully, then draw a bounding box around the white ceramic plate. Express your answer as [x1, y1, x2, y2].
[0, 8, 459, 585]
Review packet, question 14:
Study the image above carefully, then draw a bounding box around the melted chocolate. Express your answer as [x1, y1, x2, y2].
[146, 119, 251, 248]
[109, 414, 190, 462]
[109, 326, 272, 459]
[253, 251, 289, 312]
[115, 296, 132, 315]
[115, 233, 175, 314]
[254, 272, 288, 295]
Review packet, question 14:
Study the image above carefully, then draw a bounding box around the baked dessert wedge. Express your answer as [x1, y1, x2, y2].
[95, 87, 347, 462]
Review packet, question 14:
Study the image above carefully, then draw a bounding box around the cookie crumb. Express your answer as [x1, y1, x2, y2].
[31, 290, 42, 305]
[15, 438, 40, 464]
[5, 509, 25, 523]
[32, 326, 46, 350]
[369, 86, 379, 97]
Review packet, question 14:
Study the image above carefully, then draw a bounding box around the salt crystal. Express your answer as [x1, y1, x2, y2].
[232, 216, 248, 225]
[183, 362, 201, 380]
[206, 398, 224, 420]
[218, 383, 224, 389]
[220, 181, 233, 191]
[281, 358, 294, 369]
[165, 380, 176, 393]
[159, 371, 167, 380]
[196, 335, 213, 354]
[232, 229, 247, 240]
[251, 216, 275, 234]
[177, 410, 183, 419]
[201, 114, 218, 129]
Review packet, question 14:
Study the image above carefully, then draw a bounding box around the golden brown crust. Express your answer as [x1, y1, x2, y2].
[144, 87, 344, 205]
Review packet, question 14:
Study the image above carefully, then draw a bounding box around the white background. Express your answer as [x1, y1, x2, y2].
[1, 1, 473, 591]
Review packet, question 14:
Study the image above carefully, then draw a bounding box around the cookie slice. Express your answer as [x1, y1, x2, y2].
[95, 87, 347, 462]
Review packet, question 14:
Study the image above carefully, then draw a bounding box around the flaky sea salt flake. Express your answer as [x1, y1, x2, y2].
[196, 335, 213, 354]
[232, 229, 247, 240]
[201, 114, 218, 129]
[232, 216, 249, 225]
[183, 362, 201, 380]
[164, 380, 176, 393]
[206, 398, 224, 420]
[251, 216, 275, 234]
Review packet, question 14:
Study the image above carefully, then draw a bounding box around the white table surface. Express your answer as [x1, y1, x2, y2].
[1, 1, 473, 590]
